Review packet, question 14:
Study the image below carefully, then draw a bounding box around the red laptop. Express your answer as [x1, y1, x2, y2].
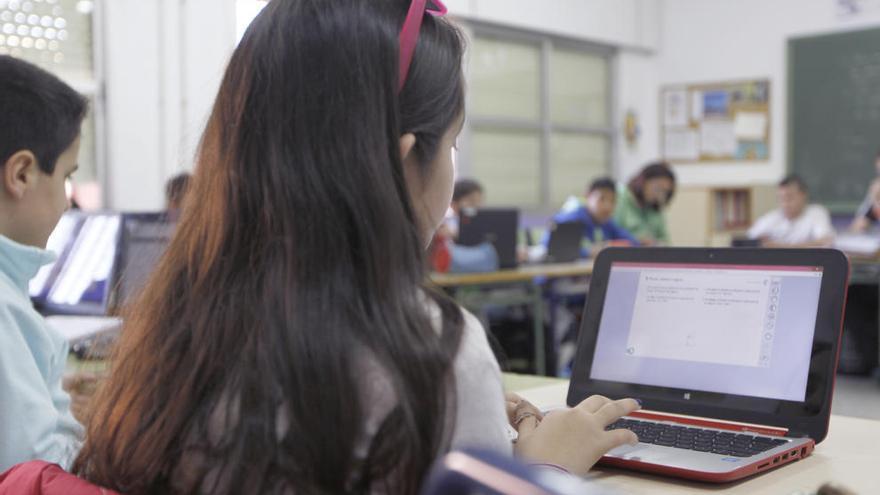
[568, 247, 849, 482]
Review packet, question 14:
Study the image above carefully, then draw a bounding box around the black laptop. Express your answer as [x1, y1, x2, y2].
[111, 212, 176, 310]
[545, 221, 583, 263]
[458, 208, 519, 269]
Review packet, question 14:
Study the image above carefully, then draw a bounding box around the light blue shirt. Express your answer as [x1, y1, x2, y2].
[0, 235, 82, 471]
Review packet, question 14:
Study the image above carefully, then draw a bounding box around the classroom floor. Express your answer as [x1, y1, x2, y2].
[833, 374, 880, 420]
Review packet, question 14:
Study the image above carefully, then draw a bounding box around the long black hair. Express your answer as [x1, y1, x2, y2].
[74, 1, 466, 493]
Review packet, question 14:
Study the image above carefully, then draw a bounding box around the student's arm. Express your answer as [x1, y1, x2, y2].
[0, 306, 81, 471]
[654, 214, 670, 244]
[450, 310, 513, 454]
[608, 221, 639, 246]
[810, 206, 836, 247]
[853, 191, 873, 221]
[747, 211, 774, 240]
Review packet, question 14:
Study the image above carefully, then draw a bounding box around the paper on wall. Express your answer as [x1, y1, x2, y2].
[690, 90, 704, 122]
[699, 121, 737, 157]
[663, 89, 689, 127]
[664, 129, 699, 161]
[734, 112, 768, 140]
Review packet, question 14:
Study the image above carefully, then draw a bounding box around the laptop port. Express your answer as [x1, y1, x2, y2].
[791, 450, 798, 457]
[773, 457, 780, 464]
[782, 453, 789, 460]
[758, 462, 770, 469]
[801, 447, 807, 457]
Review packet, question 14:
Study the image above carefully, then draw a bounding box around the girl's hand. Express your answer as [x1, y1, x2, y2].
[62, 371, 103, 424]
[513, 395, 640, 475]
[505, 392, 544, 429]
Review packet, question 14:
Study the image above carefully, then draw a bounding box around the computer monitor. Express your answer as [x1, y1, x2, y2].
[458, 208, 520, 269]
[545, 221, 583, 263]
[111, 212, 176, 310]
[31, 212, 122, 316]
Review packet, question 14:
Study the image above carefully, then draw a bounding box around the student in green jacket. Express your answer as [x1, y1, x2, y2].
[614, 162, 676, 245]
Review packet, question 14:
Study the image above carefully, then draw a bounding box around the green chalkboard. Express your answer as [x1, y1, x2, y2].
[788, 27, 880, 213]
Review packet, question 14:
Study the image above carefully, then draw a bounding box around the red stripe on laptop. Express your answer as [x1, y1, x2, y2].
[612, 262, 822, 272]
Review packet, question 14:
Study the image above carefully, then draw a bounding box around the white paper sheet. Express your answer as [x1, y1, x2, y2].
[734, 112, 768, 140]
[664, 129, 699, 161]
[690, 90, 704, 122]
[699, 121, 737, 157]
[663, 89, 689, 127]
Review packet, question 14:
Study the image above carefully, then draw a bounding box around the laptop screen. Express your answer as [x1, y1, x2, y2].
[30, 212, 122, 314]
[589, 262, 824, 403]
[114, 214, 176, 307]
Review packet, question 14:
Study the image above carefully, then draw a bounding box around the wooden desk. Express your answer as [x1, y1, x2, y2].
[431, 260, 593, 287]
[509, 378, 876, 495]
[431, 261, 593, 376]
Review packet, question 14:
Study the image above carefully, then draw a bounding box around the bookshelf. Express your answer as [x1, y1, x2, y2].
[667, 185, 777, 247]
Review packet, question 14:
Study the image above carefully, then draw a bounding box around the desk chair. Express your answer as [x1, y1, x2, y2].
[421, 449, 581, 495]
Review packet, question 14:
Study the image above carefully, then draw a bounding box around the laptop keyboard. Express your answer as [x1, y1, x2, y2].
[606, 418, 790, 457]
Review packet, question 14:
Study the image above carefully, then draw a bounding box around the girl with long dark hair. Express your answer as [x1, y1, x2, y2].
[72, 1, 639, 493]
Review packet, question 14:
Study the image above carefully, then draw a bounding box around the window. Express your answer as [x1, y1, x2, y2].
[462, 26, 614, 211]
[0, 0, 102, 199]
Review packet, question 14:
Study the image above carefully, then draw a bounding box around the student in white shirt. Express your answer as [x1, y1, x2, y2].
[748, 175, 835, 247]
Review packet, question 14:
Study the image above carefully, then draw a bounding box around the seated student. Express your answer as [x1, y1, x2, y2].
[0, 55, 87, 470]
[850, 150, 880, 233]
[549, 177, 638, 257]
[72, 2, 639, 493]
[748, 175, 835, 247]
[850, 178, 880, 233]
[443, 178, 484, 238]
[614, 162, 676, 246]
[432, 178, 501, 272]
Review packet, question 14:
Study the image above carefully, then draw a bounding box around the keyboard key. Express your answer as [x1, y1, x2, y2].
[603, 419, 792, 457]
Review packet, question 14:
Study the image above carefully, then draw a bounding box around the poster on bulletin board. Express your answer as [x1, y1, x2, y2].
[660, 79, 770, 163]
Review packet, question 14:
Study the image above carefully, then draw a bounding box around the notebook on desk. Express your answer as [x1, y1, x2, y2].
[567, 247, 849, 483]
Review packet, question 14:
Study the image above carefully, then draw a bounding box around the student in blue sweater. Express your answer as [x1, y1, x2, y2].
[0, 55, 87, 471]
[550, 177, 638, 257]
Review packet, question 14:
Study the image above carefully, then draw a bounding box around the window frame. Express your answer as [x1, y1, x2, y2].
[457, 21, 618, 213]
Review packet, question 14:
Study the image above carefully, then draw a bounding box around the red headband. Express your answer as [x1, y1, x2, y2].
[398, 0, 448, 92]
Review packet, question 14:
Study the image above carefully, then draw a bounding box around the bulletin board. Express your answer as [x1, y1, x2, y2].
[660, 80, 770, 163]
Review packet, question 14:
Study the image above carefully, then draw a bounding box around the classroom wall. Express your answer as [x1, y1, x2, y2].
[103, 0, 236, 210]
[642, 0, 880, 188]
[102, 0, 659, 210]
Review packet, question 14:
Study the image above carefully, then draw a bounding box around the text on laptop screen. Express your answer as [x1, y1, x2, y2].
[590, 262, 823, 402]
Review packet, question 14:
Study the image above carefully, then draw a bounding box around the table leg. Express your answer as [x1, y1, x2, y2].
[532, 283, 546, 376]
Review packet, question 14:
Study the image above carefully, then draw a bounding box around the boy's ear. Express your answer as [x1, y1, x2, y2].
[3, 150, 39, 199]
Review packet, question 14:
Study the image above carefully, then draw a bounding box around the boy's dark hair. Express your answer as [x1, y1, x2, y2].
[165, 172, 192, 209]
[779, 174, 808, 193]
[0, 55, 88, 175]
[588, 177, 617, 195]
[453, 178, 484, 202]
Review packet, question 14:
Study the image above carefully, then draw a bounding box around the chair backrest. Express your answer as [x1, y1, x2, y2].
[421, 449, 567, 495]
[0, 461, 119, 495]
